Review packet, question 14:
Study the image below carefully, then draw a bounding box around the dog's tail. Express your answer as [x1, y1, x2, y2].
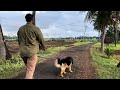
[54, 59, 60, 68]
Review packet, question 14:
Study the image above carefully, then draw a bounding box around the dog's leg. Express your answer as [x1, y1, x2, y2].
[60, 64, 66, 77]
[68, 64, 73, 73]
[63, 64, 67, 74]
[60, 70, 64, 77]
[64, 71, 66, 74]
[60, 67, 64, 77]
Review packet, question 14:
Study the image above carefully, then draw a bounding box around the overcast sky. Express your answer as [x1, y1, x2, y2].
[0, 11, 98, 38]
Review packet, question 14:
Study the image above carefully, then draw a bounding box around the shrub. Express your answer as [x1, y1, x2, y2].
[104, 47, 113, 58]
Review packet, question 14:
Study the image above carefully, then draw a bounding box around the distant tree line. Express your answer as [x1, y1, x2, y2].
[3, 35, 99, 41]
[46, 36, 99, 42]
[3, 35, 18, 41]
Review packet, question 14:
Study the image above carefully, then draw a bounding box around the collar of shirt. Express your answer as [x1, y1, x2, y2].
[26, 22, 33, 25]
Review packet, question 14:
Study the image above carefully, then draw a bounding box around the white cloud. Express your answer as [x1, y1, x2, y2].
[40, 11, 47, 13]
[2, 26, 17, 36]
[2, 27, 10, 36]
[16, 11, 40, 14]
[0, 11, 98, 38]
[41, 24, 84, 38]
[36, 11, 40, 13]
[21, 11, 40, 14]
[22, 11, 32, 14]
[0, 11, 10, 13]
[0, 11, 39, 14]
[67, 30, 72, 33]
[42, 25, 69, 38]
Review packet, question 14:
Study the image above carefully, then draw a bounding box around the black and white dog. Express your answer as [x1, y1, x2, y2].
[54, 57, 73, 77]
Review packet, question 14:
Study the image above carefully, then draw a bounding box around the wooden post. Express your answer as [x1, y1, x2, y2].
[0, 24, 11, 60]
[32, 11, 36, 25]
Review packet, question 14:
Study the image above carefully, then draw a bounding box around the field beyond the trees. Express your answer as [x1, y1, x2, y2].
[6, 40, 76, 54]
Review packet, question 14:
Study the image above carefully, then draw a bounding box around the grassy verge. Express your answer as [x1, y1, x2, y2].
[91, 43, 120, 79]
[0, 55, 24, 79]
[0, 41, 92, 79]
[73, 41, 92, 46]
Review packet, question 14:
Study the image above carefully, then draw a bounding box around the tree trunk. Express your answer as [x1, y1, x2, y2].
[32, 11, 36, 25]
[114, 21, 118, 47]
[0, 24, 11, 60]
[115, 28, 117, 47]
[100, 29, 106, 53]
[0, 25, 6, 59]
[98, 30, 101, 42]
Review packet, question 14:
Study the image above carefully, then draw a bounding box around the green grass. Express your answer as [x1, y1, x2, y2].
[0, 41, 92, 79]
[91, 43, 120, 79]
[107, 44, 120, 51]
[0, 55, 24, 79]
[73, 41, 92, 46]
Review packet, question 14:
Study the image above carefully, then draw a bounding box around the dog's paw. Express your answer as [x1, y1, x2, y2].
[64, 72, 67, 74]
[60, 75, 64, 77]
[70, 70, 73, 73]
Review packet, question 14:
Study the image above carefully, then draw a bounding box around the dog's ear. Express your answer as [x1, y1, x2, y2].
[57, 58, 61, 63]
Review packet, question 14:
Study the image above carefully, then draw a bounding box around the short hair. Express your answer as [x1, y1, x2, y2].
[25, 13, 33, 22]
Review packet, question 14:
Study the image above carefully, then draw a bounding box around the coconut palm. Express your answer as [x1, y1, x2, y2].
[85, 11, 112, 52]
[93, 21, 101, 41]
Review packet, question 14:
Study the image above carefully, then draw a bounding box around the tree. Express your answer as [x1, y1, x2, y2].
[104, 28, 114, 45]
[85, 11, 112, 52]
[0, 24, 11, 60]
[93, 19, 101, 42]
[111, 11, 120, 47]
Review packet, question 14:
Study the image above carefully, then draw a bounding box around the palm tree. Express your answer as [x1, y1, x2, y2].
[85, 11, 112, 52]
[93, 19, 101, 41]
[32, 11, 36, 25]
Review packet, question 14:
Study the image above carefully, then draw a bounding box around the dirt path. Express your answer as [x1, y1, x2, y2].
[13, 43, 96, 79]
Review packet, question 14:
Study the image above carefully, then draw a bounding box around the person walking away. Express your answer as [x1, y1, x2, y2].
[17, 13, 45, 79]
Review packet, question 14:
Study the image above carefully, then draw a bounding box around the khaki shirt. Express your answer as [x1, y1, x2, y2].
[17, 22, 45, 57]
